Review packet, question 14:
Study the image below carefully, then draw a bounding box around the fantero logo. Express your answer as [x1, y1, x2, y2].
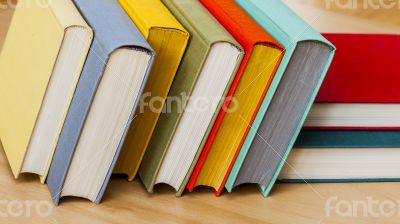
[324, 0, 400, 9]
[0, 200, 53, 218]
[326, 196, 400, 218]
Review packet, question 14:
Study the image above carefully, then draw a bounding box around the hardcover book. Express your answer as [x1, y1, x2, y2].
[114, 0, 189, 181]
[47, 0, 154, 204]
[316, 34, 400, 104]
[0, 0, 92, 183]
[187, 0, 284, 196]
[226, 0, 335, 197]
[280, 130, 400, 182]
[139, 0, 243, 196]
[304, 103, 400, 129]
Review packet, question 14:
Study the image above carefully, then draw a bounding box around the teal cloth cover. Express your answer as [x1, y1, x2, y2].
[295, 130, 400, 148]
[283, 130, 400, 183]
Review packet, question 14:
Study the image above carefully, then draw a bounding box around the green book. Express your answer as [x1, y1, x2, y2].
[226, 0, 335, 197]
[139, 0, 243, 196]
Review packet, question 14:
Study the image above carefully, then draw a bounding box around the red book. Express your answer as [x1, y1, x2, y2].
[316, 34, 400, 103]
[303, 34, 400, 130]
[187, 0, 283, 195]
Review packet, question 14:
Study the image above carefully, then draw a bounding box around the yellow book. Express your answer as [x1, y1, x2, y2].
[114, 0, 189, 180]
[194, 45, 282, 189]
[0, 0, 93, 182]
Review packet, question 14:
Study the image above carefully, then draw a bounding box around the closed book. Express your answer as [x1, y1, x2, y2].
[226, 0, 335, 197]
[47, 0, 154, 204]
[279, 130, 400, 182]
[305, 35, 400, 129]
[114, 0, 189, 181]
[187, 0, 284, 196]
[316, 34, 400, 103]
[283, 1, 400, 129]
[139, 0, 243, 196]
[0, 0, 92, 183]
[304, 103, 400, 130]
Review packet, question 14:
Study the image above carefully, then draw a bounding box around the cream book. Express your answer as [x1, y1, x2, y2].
[0, 0, 93, 182]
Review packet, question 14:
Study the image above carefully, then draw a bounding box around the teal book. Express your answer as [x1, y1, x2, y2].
[295, 130, 400, 148]
[279, 131, 400, 183]
[226, 0, 335, 196]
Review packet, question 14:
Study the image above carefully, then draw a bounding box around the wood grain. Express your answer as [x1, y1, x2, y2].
[0, 1, 400, 224]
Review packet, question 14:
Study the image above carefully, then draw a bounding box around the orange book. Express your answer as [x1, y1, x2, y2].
[187, 0, 284, 195]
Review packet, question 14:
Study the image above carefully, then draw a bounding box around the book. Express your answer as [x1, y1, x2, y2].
[279, 130, 400, 182]
[305, 34, 400, 128]
[46, 0, 154, 204]
[225, 0, 335, 197]
[139, 0, 243, 196]
[316, 34, 400, 103]
[304, 103, 400, 129]
[187, 0, 284, 196]
[113, 0, 189, 181]
[295, 130, 400, 148]
[0, 0, 92, 183]
[283, 0, 400, 129]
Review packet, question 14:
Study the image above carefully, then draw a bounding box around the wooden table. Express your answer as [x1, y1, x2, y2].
[0, 1, 399, 223]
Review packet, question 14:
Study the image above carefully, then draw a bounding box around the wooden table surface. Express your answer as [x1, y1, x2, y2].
[0, 1, 399, 223]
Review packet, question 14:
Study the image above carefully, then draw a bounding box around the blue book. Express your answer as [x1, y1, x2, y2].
[47, 0, 154, 205]
[279, 130, 400, 183]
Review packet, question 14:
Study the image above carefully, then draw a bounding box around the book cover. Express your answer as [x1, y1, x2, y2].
[295, 130, 400, 148]
[114, 0, 189, 181]
[46, 0, 154, 205]
[281, 130, 400, 183]
[187, 0, 284, 196]
[139, 0, 243, 196]
[0, 0, 92, 181]
[226, 0, 335, 197]
[317, 34, 400, 103]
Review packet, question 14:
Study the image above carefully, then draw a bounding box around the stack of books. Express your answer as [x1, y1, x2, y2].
[9, 0, 399, 206]
[279, 1, 400, 183]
